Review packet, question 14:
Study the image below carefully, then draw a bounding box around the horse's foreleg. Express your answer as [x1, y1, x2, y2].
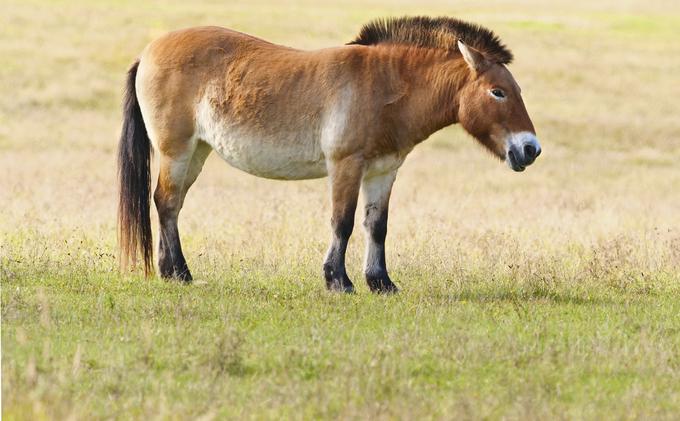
[323, 155, 363, 293]
[154, 140, 210, 282]
[361, 170, 398, 293]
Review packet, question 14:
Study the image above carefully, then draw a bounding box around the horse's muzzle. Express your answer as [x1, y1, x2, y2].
[506, 132, 541, 172]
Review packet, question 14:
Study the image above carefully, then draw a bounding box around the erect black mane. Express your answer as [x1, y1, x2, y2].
[348, 16, 513, 64]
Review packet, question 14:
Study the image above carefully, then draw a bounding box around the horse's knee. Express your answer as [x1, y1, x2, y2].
[154, 183, 182, 220]
[363, 204, 388, 242]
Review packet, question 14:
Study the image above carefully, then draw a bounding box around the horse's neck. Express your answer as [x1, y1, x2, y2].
[384, 47, 469, 147]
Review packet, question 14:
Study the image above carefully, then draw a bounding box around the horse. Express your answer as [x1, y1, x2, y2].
[117, 16, 542, 293]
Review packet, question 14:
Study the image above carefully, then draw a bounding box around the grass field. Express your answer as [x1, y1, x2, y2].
[2, 0, 680, 419]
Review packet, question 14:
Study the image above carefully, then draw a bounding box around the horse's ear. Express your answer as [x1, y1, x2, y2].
[457, 41, 489, 73]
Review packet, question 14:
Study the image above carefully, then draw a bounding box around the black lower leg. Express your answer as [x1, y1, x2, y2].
[323, 210, 355, 293]
[364, 207, 397, 293]
[158, 217, 192, 282]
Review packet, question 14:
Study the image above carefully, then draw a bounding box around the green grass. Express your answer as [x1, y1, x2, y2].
[3, 0, 680, 419]
[4, 272, 680, 419]
[3, 235, 680, 419]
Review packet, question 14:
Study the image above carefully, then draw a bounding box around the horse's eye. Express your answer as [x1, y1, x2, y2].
[490, 88, 506, 99]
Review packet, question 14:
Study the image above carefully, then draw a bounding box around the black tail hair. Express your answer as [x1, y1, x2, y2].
[117, 60, 153, 276]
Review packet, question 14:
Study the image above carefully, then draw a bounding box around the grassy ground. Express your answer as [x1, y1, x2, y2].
[2, 0, 680, 419]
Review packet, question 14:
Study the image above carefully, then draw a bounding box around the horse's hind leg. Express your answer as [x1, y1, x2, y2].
[180, 141, 212, 205]
[154, 139, 211, 282]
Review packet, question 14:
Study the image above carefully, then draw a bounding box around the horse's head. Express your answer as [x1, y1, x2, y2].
[456, 41, 541, 172]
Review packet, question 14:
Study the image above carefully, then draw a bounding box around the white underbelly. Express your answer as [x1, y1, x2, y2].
[197, 98, 327, 180]
[209, 128, 327, 180]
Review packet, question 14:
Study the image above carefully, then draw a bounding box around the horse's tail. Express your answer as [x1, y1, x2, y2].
[117, 59, 153, 276]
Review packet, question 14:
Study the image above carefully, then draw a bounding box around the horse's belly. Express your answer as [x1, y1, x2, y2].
[197, 99, 327, 180]
[204, 126, 328, 180]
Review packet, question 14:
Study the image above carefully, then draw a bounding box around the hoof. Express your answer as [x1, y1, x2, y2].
[324, 266, 355, 293]
[177, 269, 194, 284]
[160, 265, 193, 283]
[176, 268, 193, 283]
[325, 276, 355, 293]
[366, 274, 399, 294]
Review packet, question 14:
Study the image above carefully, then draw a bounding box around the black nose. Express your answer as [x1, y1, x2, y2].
[524, 144, 537, 160]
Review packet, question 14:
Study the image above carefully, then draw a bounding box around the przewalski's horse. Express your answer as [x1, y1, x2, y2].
[118, 16, 541, 293]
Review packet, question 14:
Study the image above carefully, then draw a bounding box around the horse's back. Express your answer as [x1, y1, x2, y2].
[142, 26, 277, 67]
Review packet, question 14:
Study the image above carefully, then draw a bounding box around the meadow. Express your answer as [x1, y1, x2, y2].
[2, 0, 680, 419]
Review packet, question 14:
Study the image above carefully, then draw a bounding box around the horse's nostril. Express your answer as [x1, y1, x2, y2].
[535, 147, 542, 158]
[524, 144, 537, 159]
